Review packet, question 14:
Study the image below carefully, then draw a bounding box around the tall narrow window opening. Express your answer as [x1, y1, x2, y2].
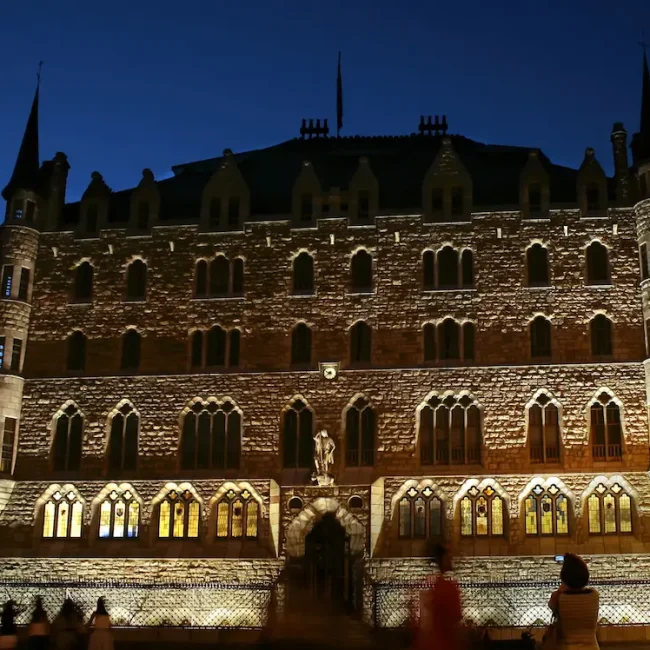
[282, 400, 313, 469]
[345, 397, 375, 467]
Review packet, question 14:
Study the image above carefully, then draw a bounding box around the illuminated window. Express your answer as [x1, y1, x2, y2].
[215, 488, 258, 540]
[350, 321, 371, 365]
[293, 252, 314, 295]
[66, 332, 87, 372]
[125, 260, 147, 300]
[524, 484, 569, 536]
[397, 486, 443, 539]
[640, 243, 649, 281]
[345, 397, 374, 467]
[0, 417, 17, 474]
[107, 403, 139, 472]
[460, 485, 504, 537]
[1, 266, 13, 298]
[291, 323, 312, 366]
[587, 483, 633, 535]
[422, 251, 435, 290]
[526, 244, 550, 287]
[283, 399, 313, 468]
[590, 315, 613, 356]
[120, 330, 141, 371]
[0, 337, 4, 369]
[157, 489, 200, 539]
[180, 400, 241, 470]
[528, 393, 561, 463]
[350, 250, 372, 293]
[586, 241, 610, 285]
[590, 392, 622, 461]
[73, 262, 93, 303]
[52, 404, 83, 472]
[437, 246, 459, 288]
[530, 316, 552, 358]
[42, 490, 83, 539]
[98, 489, 139, 539]
[420, 394, 482, 466]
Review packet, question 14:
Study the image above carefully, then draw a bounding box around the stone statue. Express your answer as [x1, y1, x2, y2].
[312, 429, 335, 486]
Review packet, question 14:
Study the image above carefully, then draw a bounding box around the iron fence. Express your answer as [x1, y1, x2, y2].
[372, 579, 650, 628]
[0, 580, 273, 629]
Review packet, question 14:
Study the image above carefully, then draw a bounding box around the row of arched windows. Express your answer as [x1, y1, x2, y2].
[41, 484, 260, 541]
[50, 389, 625, 474]
[67, 240, 615, 304]
[397, 480, 634, 540]
[529, 314, 613, 358]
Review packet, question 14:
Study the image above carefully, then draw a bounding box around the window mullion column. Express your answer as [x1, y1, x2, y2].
[541, 406, 547, 463]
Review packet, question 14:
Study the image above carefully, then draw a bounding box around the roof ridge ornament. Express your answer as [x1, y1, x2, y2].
[300, 118, 330, 140]
[418, 115, 448, 137]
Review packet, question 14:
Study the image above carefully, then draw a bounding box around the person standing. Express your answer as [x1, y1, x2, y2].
[0, 601, 18, 650]
[53, 598, 83, 650]
[87, 598, 113, 650]
[27, 597, 50, 650]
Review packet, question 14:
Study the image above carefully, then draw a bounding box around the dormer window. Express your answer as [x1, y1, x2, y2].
[358, 190, 370, 220]
[13, 205, 23, 220]
[209, 199, 221, 229]
[586, 183, 600, 214]
[528, 184, 541, 215]
[451, 186, 464, 217]
[86, 204, 98, 234]
[137, 202, 149, 230]
[228, 197, 240, 228]
[432, 187, 444, 215]
[300, 193, 313, 221]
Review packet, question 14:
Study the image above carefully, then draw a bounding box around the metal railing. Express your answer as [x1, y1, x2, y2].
[592, 444, 622, 461]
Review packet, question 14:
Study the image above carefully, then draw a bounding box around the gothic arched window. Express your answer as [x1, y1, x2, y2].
[398, 485, 443, 539]
[120, 330, 141, 371]
[291, 323, 312, 366]
[206, 326, 227, 367]
[52, 404, 83, 472]
[350, 250, 373, 293]
[107, 403, 139, 472]
[191, 328, 240, 369]
[345, 397, 375, 467]
[462, 322, 475, 361]
[438, 318, 460, 360]
[526, 244, 550, 286]
[461, 249, 474, 288]
[210, 256, 230, 296]
[195, 260, 208, 298]
[530, 316, 552, 358]
[125, 259, 147, 300]
[590, 315, 613, 356]
[420, 394, 482, 466]
[282, 399, 313, 469]
[350, 321, 371, 365]
[73, 262, 93, 303]
[42, 489, 83, 539]
[216, 488, 259, 539]
[528, 394, 560, 463]
[190, 331, 204, 368]
[423, 251, 435, 290]
[157, 489, 200, 539]
[67, 331, 87, 372]
[587, 483, 633, 535]
[590, 391, 622, 461]
[460, 485, 504, 537]
[437, 246, 459, 288]
[524, 484, 569, 536]
[180, 400, 241, 470]
[423, 323, 436, 362]
[586, 241, 610, 285]
[293, 253, 315, 295]
[232, 258, 245, 296]
[98, 488, 140, 539]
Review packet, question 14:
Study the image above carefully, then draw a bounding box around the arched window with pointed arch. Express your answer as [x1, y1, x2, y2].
[586, 241, 610, 285]
[530, 316, 552, 358]
[528, 394, 560, 463]
[423, 323, 436, 362]
[73, 262, 93, 303]
[282, 399, 313, 469]
[195, 260, 208, 298]
[345, 397, 375, 467]
[587, 482, 633, 534]
[157, 489, 200, 538]
[590, 391, 622, 461]
[206, 326, 227, 367]
[461, 249, 474, 287]
[422, 251, 435, 290]
[126, 259, 147, 300]
[180, 400, 241, 470]
[67, 331, 87, 372]
[120, 330, 141, 371]
[210, 256, 230, 296]
[190, 330, 204, 368]
[107, 403, 139, 472]
[524, 484, 569, 535]
[420, 394, 481, 466]
[291, 323, 312, 366]
[215, 488, 259, 539]
[526, 244, 550, 286]
[42, 489, 83, 538]
[232, 258, 245, 295]
[350, 250, 373, 293]
[52, 404, 83, 472]
[398, 485, 443, 539]
[462, 322, 475, 361]
[350, 321, 371, 365]
[460, 485, 504, 537]
[591, 315, 613, 356]
[293, 253, 315, 295]
[438, 318, 460, 360]
[437, 246, 459, 288]
[98, 488, 140, 539]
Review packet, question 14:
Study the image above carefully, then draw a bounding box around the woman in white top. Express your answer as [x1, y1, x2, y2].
[88, 598, 114, 650]
[548, 553, 600, 650]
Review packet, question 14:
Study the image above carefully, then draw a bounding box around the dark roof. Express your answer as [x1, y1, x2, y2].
[60, 133, 612, 227]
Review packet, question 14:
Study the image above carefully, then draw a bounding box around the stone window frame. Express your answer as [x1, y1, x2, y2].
[456, 479, 508, 538]
[188, 326, 241, 370]
[582, 476, 636, 536]
[281, 396, 315, 470]
[193, 255, 245, 299]
[525, 390, 562, 465]
[639, 242, 650, 282]
[524, 242, 551, 288]
[120, 328, 142, 372]
[105, 401, 139, 474]
[96, 484, 141, 540]
[124, 257, 148, 302]
[395, 482, 444, 541]
[529, 314, 553, 360]
[584, 239, 612, 286]
[211, 483, 260, 541]
[349, 319, 372, 366]
[349, 248, 374, 294]
[0, 415, 18, 475]
[17, 266, 32, 302]
[290, 321, 313, 368]
[522, 483, 571, 537]
[422, 318, 475, 365]
[589, 313, 614, 358]
[8, 194, 38, 226]
[38, 484, 85, 540]
[50, 401, 84, 473]
[291, 250, 316, 296]
[343, 394, 375, 468]
[588, 389, 624, 462]
[1, 264, 14, 299]
[71, 259, 94, 304]
[179, 397, 242, 472]
[417, 391, 483, 467]
[423, 246, 474, 291]
[66, 330, 87, 373]
[154, 484, 202, 540]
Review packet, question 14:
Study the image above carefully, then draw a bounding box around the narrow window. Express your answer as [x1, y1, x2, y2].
[195, 261, 208, 298]
[229, 330, 241, 368]
[120, 330, 141, 371]
[423, 323, 436, 362]
[641, 173, 649, 199]
[590, 315, 613, 356]
[0, 417, 17, 474]
[137, 202, 149, 230]
[0, 337, 4, 369]
[350, 250, 373, 293]
[451, 186, 464, 217]
[641, 243, 649, 281]
[52, 404, 83, 472]
[210, 257, 230, 296]
[431, 187, 444, 217]
[423, 251, 435, 290]
[293, 253, 314, 294]
[530, 316, 552, 358]
[350, 321, 371, 364]
[108, 403, 139, 472]
[586, 183, 600, 213]
[438, 318, 460, 360]
[73, 262, 94, 302]
[590, 392, 622, 461]
[126, 260, 147, 300]
[528, 394, 561, 463]
[291, 323, 312, 366]
[18, 268, 30, 301]
[67, 332, 87, 372]
[206, 326, 227, 367]
[437, 247, 459, 288]
[586, 241, 610, 285]
[86, 203, 98, 233]
[10, 338, 22, 373]
[227, 196, 240, 228]
[282, 400, 313, 469]
[12, 200, 24, 220]
[358, 190, 370, 220]
[300, 193, 313, 221]
[232, 258, 244, 295]
[528, 183, 541, 215]
[461, 250, 474, 288]
[463, 323, 475, 361]
[527, 244, 550, 286]
[345, 397, 374, 467]
[209, 198, 221, 229]
[190, 331, 204, 368]
[25, 200, 37, 223]
[2, 266, 14, 298]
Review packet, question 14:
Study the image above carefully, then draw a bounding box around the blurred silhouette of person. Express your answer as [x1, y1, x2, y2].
[87, 598, 113, 650]
[415, 543, 462, 650]
[0, 601, 18, 650]
[53, 598, 83, 650]
[27, 597, 50, 650]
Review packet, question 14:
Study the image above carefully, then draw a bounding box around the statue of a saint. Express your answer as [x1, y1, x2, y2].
[313, 429, 336, 485]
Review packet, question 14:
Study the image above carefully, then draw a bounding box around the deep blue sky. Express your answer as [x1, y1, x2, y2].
[1, 0, 649, 206]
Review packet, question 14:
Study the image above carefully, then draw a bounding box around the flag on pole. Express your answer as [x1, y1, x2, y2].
[336, 51, 343, 137]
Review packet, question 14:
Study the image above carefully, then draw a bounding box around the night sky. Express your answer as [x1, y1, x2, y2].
[1, 0, 649, 206]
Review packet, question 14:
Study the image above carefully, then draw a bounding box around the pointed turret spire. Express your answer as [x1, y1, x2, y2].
[2, 74, 41, 201]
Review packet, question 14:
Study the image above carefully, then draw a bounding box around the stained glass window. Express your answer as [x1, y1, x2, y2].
[158, 490, 201, 539]
[397, 486, 443, 540]
[460, 485, 505, 538]
[42, 490, 83, 539]
[98, 489, 139, 539]
[587, 483, 633, 535]
[524, 485, 570, 536]
[215, 489, 259, 540]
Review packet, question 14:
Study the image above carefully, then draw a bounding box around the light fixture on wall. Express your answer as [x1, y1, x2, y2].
[319, 362, 339, 381]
